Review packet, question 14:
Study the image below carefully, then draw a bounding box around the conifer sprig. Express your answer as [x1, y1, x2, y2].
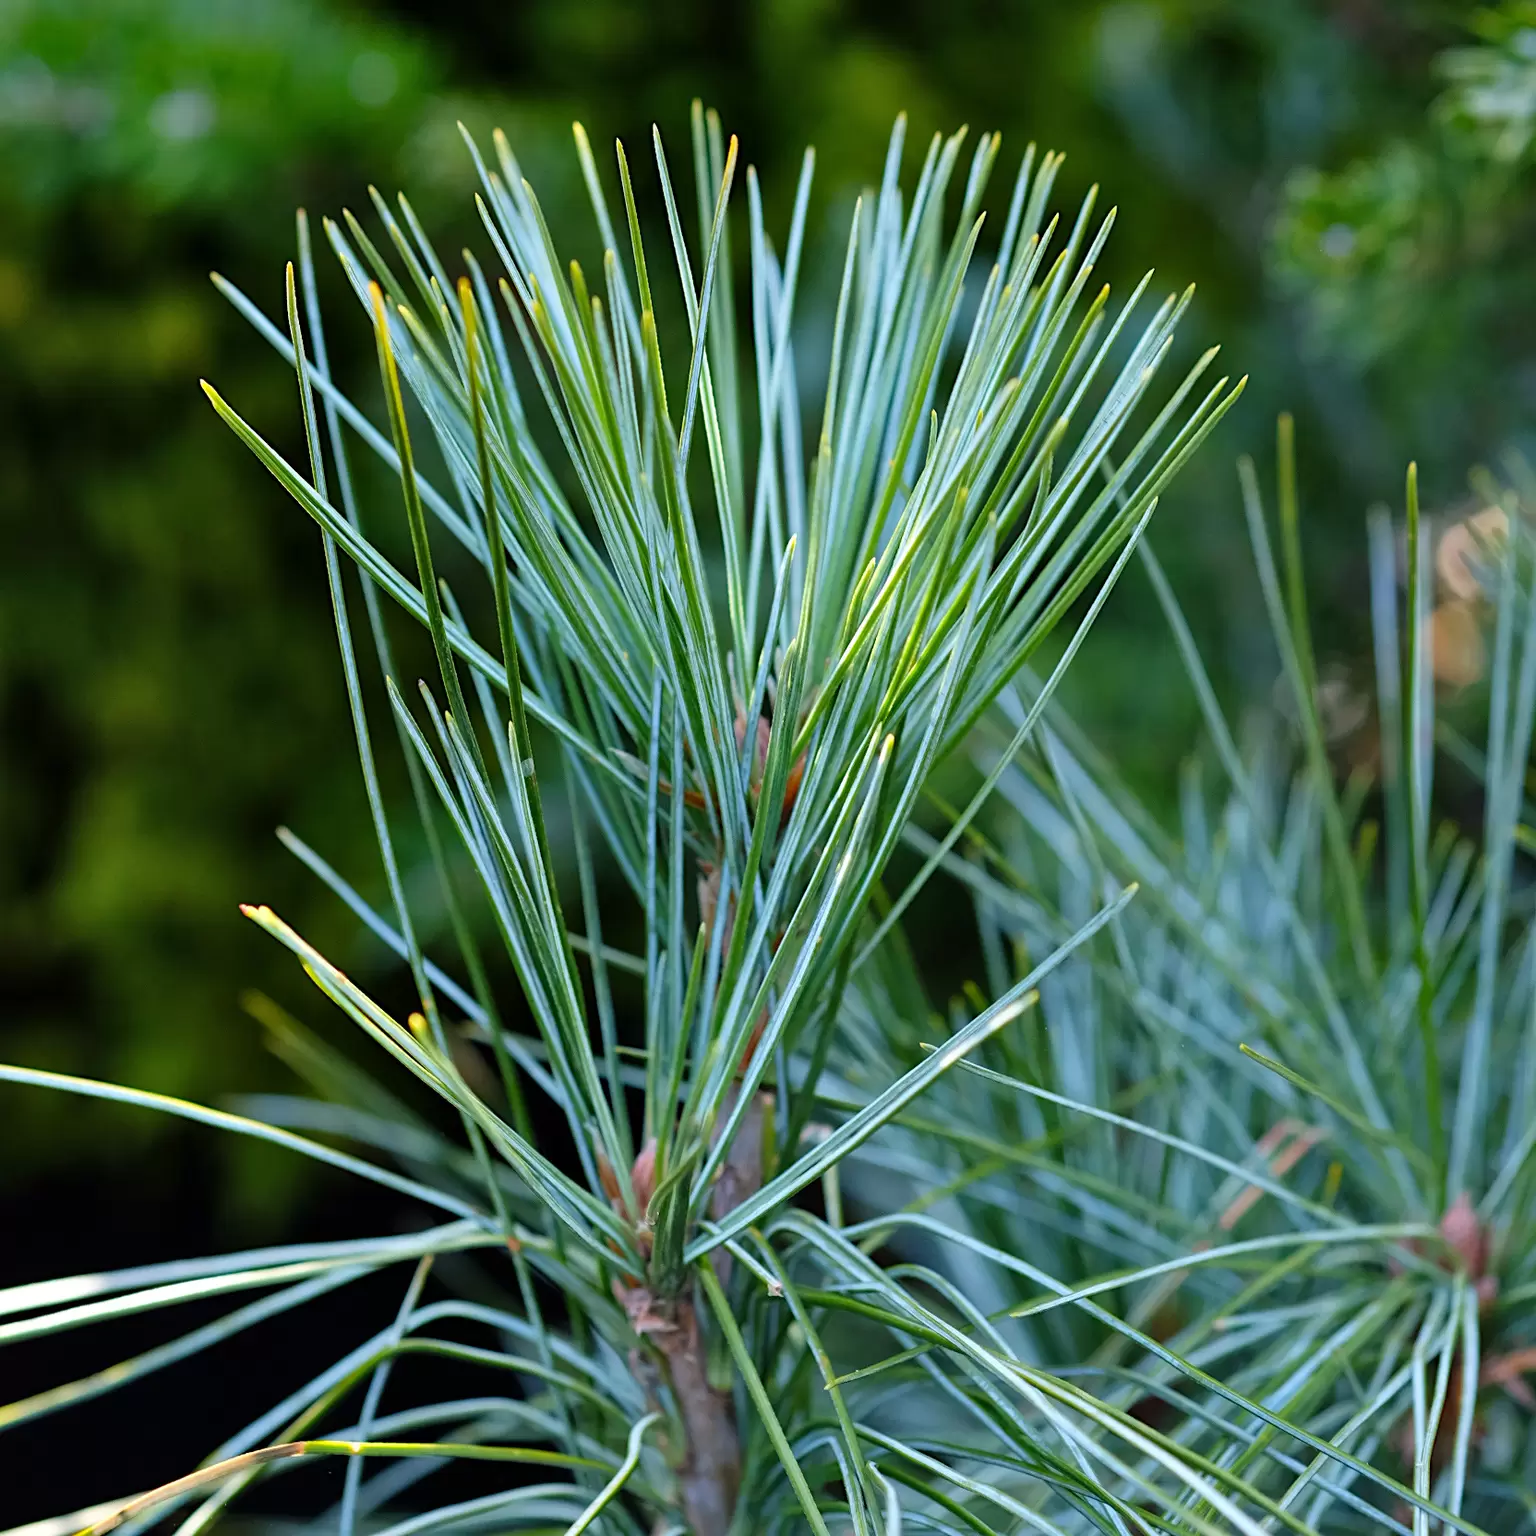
[842, 426, 1536, 1533]
[0, 107, 1269, 1536]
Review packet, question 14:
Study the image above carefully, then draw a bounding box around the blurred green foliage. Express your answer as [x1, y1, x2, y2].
[0, 0, 495, 1201]
[1274, 2, 1536, 472]
[2, 0, 1528, 1200]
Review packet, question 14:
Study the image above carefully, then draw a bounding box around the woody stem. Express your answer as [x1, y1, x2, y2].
[654, 1297, 741, 1536]
[666, 1085, 769, 1535]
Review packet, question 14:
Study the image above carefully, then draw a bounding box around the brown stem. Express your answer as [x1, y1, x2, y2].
[614, 1086, 770, 1534]
[661, 1297, 742, 1536]
[617, 1284, 741, 1536]
[709, 1085, 769, 1288]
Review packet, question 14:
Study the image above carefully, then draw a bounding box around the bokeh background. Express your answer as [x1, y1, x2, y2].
[5, 0, 1536, 1519]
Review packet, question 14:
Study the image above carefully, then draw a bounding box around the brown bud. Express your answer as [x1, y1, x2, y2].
[697, 860, 721, 935]
[597, 1151, 622, 1206]
[630, 1138, 660, 1213]
[734, 708, 807, 829]
[780, 749, 806, 828]
[736, 1009, 768, 1081]
[734, 710, 772, 793]
[1426, 601, 1486, 687]
[1440, 1191, 1490, 1278]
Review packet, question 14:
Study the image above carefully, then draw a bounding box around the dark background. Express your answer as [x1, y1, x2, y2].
[5, 0, 1536, 1520]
